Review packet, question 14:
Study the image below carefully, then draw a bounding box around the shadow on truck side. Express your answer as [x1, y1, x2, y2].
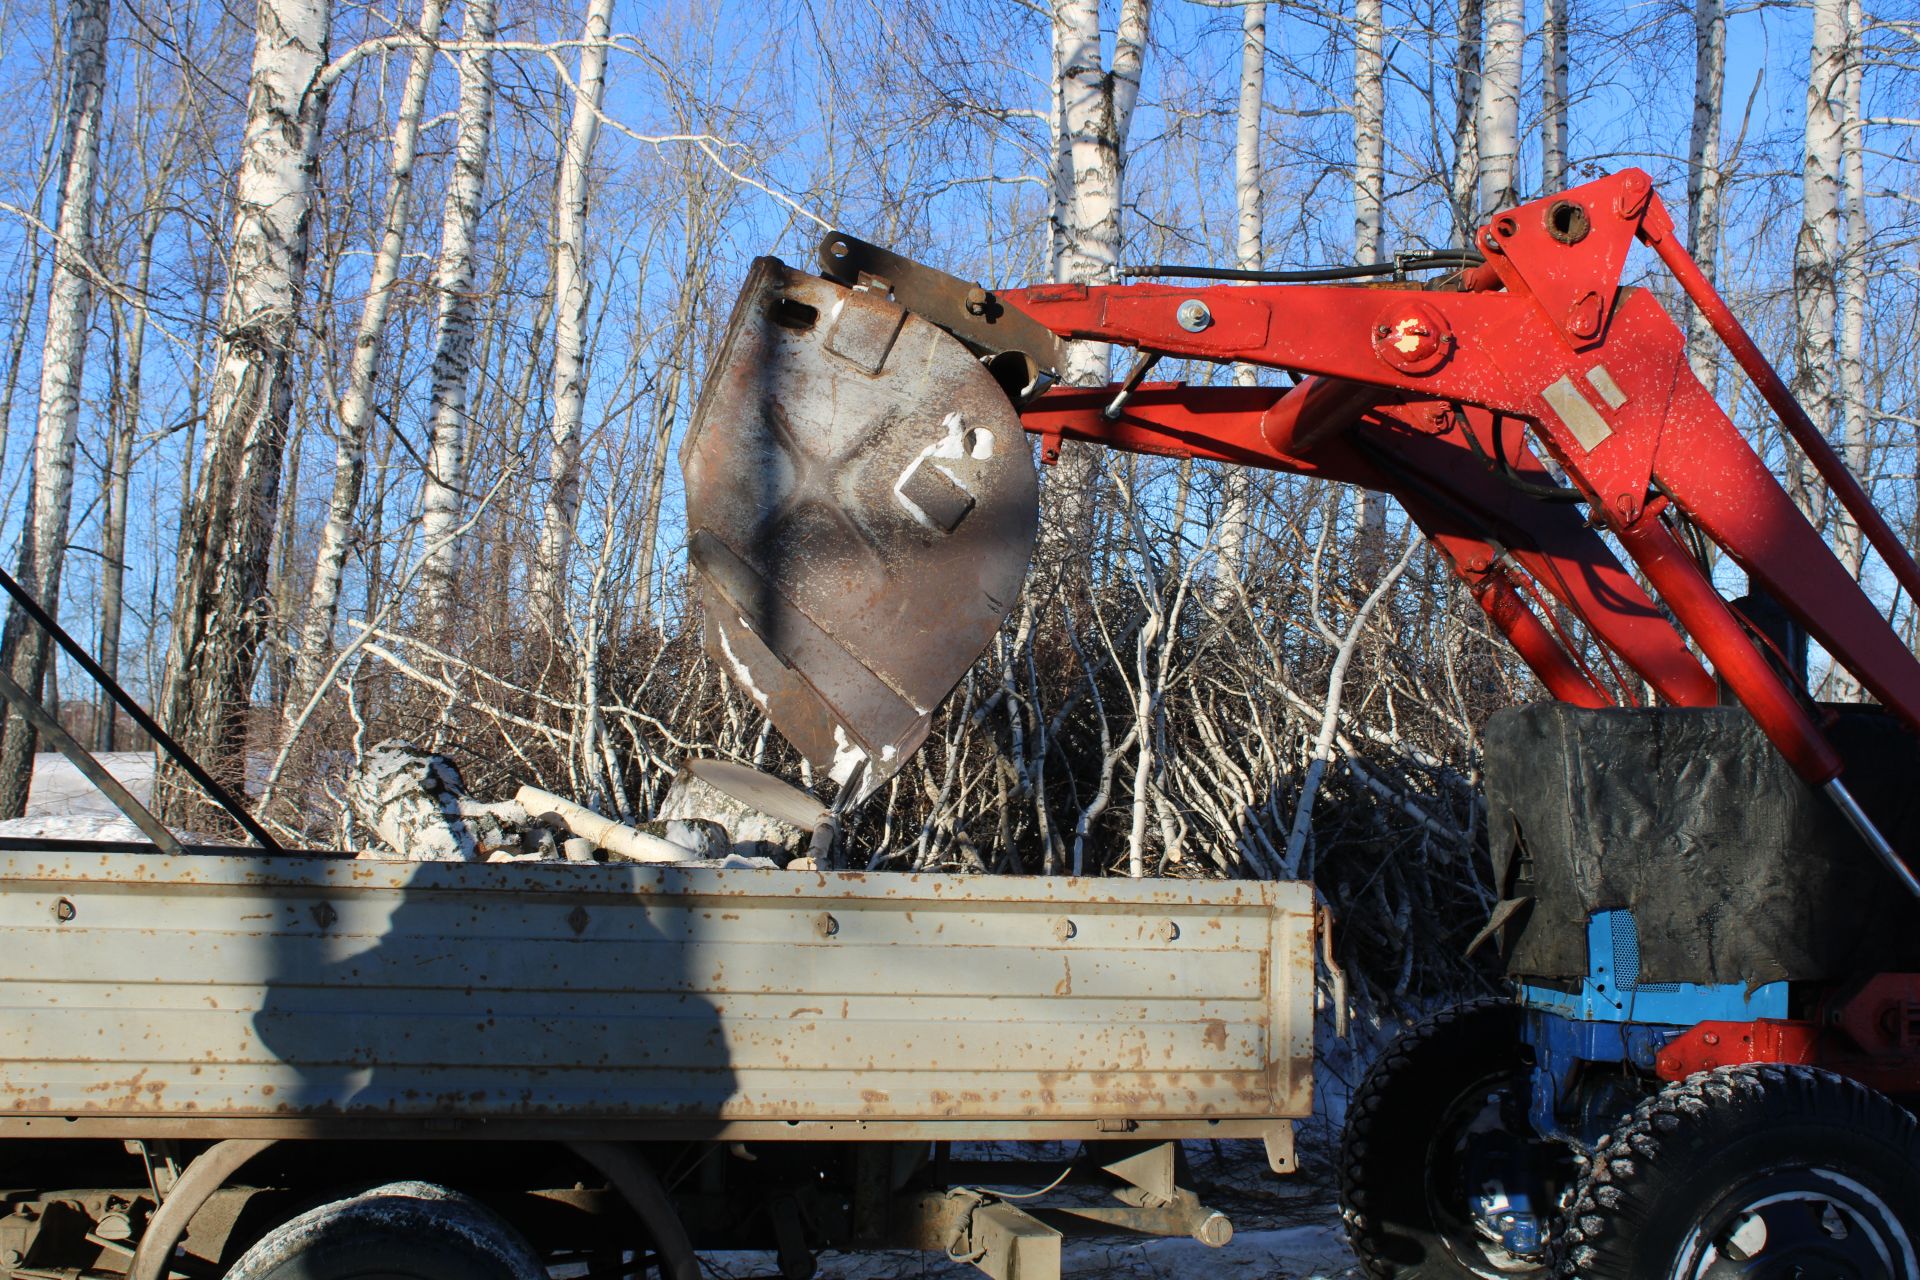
[248, 858, 740, 1130]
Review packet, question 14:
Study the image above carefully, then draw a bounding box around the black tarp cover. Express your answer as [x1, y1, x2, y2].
[1483, 703, 1920, 986]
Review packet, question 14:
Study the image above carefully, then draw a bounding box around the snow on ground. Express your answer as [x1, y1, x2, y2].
[0, 751, 237, 844]
[705, 1224, 1357, 1279]
[23, 750, 152, 815]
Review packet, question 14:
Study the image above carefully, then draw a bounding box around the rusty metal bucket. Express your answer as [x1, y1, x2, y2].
[681, 257, 1037, 797]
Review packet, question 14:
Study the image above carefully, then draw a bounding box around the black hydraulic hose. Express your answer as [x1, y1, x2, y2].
[1121, 249, 1484, 284]
[1460, 410, 1585, 503]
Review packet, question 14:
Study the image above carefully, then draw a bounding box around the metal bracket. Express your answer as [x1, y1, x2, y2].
[0, 662, 183, 856]
[0, 563, 282, 852]
[817, 231, 1065, 377]
[949, 1195, 1061, 1280]
[1095, 1141, 1175, 1205]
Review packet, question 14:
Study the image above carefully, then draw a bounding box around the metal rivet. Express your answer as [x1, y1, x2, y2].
[1175, 299, 1213, 333]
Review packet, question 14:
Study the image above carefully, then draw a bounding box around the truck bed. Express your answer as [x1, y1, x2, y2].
[0, 843, 1314, 1150]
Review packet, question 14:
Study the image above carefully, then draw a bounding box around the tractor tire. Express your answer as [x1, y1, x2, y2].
[1554, 1064, 1920, 1279]
[225, 1181, 546, 1280]
[1341, 998, 1564, 1279]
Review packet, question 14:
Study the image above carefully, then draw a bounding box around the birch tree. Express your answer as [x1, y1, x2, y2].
[1836, 0, 1869, 577]
[97, 112, 189, 749]
[1686, 0, 1725, 391]
[153, 0, 332, 828]
[1540, 0, 1569, 193]
[531, 0, 615, 617]
[419, 0, 496, 628]
[1353, 0, 1384, 266]
[287, 0, 448, 714]
[1474, 0, 1522, 216]
[1351, 0, 1387, 543]
[1790, 0, 1845, 529]
[1449, 0, 1481, 241]
[1044, 0, 1150, 551]
[1215, 0, 1265, 599]
[0, 0, 109, 817]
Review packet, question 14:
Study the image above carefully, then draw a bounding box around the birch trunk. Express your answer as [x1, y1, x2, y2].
[1790, 0, 1844, 529]
[1686, 0, 1725, 391]
[1043, 0, 1150, 554]
[419, 0, 496, 628]
[531, 0, 615, 617]
[1474, 0, 1522, 216]
[1837, 0, 1869, 576]
[1350, 0, 1387, 544]
[0, 115, 64, 472]
[153, 0, 331, 829]
[1541, 0, 1569, 193]
[288, 0, 446, 715]
[0, 0, 108, 819]
[1449, 0, 1482, 242]
[1281, 535, 1420, 874]
[1215, 0, 1264, 602]
[96, 236, 157, 752]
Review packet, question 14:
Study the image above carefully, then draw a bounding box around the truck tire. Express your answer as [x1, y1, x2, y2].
[1341, 998, 1562, 1279]
[224, 1181, 546, 1280]
[1555, 1064, 1920, 1279]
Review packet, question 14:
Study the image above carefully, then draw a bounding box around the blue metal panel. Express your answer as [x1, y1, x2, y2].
[1516, 911, 1787, 1025]
[1517, 910, 1789, 1145]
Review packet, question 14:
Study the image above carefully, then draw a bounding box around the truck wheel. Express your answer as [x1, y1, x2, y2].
[1555, 1064, 1920, 1278]
[225, 1181, 546, 1280]
[1341, 999, 1565, 1279]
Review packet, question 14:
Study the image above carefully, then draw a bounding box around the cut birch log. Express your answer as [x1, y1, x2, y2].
[655, 760, 825, 863]
[514, 784, 698, 863]
[349, 740, 525, 862]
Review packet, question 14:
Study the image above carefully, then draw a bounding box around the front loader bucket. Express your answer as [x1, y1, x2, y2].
[681, 257, 1037, 798]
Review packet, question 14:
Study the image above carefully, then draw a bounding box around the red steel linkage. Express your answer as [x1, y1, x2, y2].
[1002, 169, 1920, 889]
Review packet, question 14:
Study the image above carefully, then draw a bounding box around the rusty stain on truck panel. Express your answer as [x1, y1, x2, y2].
[0, 850, 1317, 1134]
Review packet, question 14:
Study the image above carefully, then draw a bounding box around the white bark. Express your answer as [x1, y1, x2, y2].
[1838, 0, 1869, 576]
[1449, 0, 1481, 241]
[1053, 0, 1147, 361]
[1216, 0, 1265, 601]
[532, 0, 615, 615]
[1352, 0, 1384, 264]
[1281, 535, 1420, 875]
[0, 0, 108, 818]
[289, 0, 447, 711]
[154, 0, 331, 828]
[1045, 0, 1151, 549]
[1475, 0, 1522, 215]
[1686, 0, 1725, 391]
[1791, 0, 1844, 527]
[1350, 0, 1388, 543]
[1541, 0, 1569, 192]
[419, 0, 496, 626]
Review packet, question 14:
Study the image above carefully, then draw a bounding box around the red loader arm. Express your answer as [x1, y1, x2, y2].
[985, 170, 1920, 891]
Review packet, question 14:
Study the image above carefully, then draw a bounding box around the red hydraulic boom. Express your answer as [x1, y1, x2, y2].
[973, 171, 1920, 892]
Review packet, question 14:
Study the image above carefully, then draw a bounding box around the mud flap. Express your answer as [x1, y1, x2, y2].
[681, 257, 1037, 798]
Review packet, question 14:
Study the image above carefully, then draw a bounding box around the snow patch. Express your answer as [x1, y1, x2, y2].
[24, 751, 153, 817]
[719, 621, 770, 709]
[828, 723, 869, 786]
